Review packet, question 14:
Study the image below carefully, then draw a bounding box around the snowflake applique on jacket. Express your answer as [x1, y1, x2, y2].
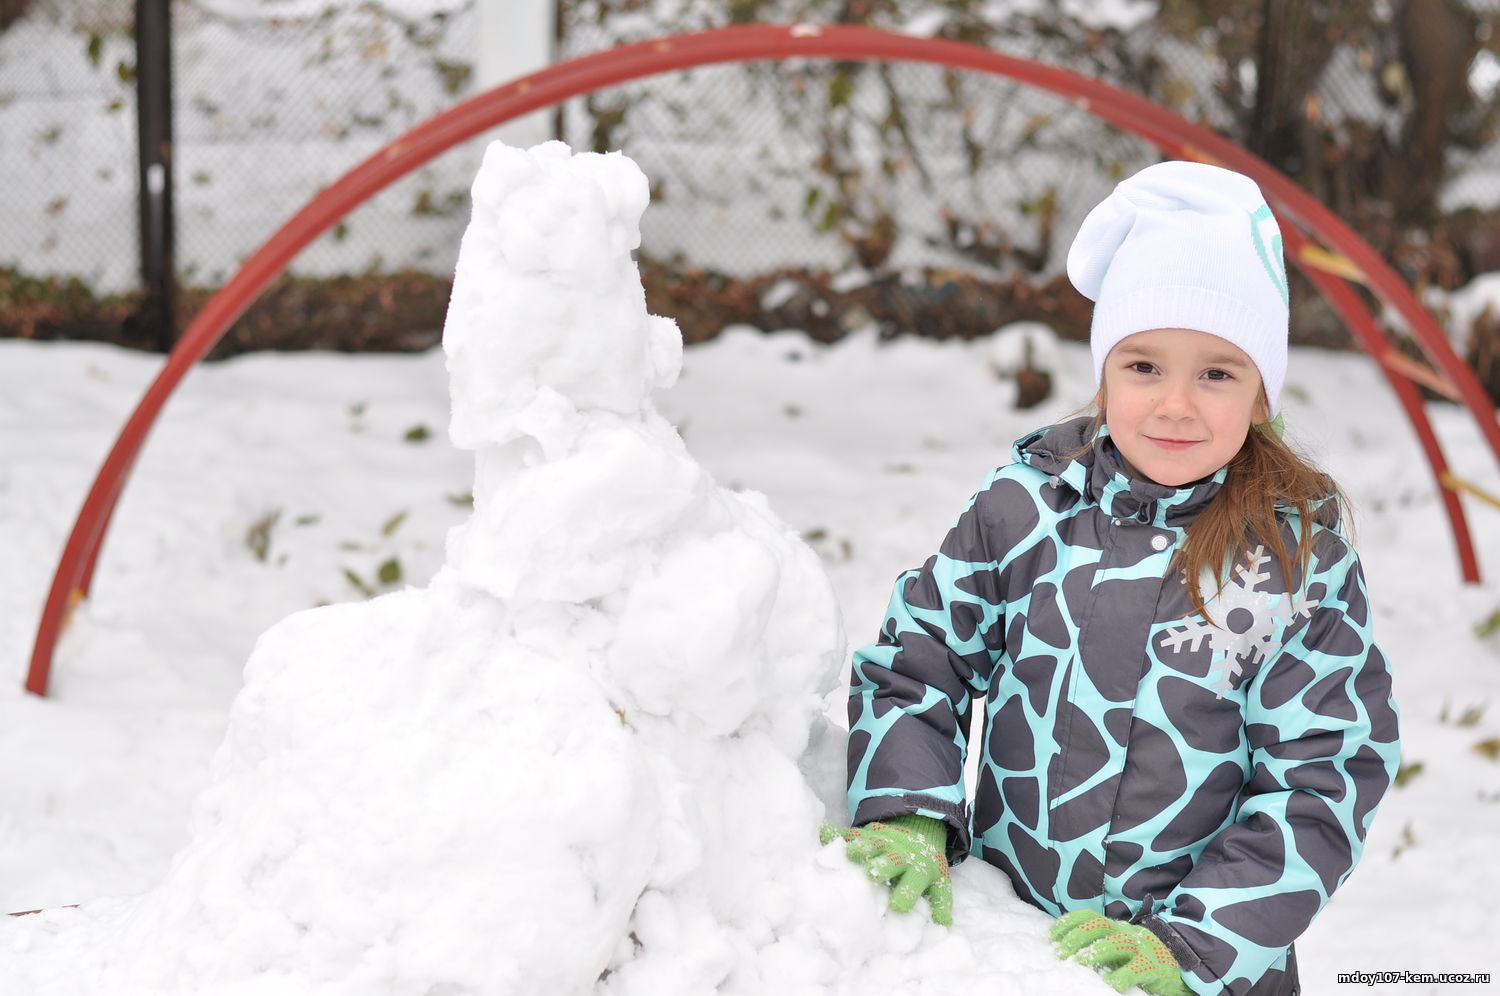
[1161, 546, 1317, 697]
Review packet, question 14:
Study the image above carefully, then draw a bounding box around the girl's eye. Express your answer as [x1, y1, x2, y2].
[1128, 361, 1156, 375]
[1203, 368, 1233, 382]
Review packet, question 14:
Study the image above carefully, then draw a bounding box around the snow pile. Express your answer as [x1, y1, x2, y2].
[3, 140, 1111, 995]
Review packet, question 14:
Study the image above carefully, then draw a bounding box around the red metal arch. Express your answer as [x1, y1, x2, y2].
[25, 23, 1500, 696]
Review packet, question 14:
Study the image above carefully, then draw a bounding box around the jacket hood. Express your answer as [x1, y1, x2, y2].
[1013, 415, 1227, 529]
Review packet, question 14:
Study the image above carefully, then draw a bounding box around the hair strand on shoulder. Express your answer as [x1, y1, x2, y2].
[1177, 426, 1346, 620]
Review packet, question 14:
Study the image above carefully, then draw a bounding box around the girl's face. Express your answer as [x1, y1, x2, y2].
[1100, 328, 1267, 487]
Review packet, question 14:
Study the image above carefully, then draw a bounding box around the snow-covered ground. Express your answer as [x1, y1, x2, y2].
[1, 141, 1499, 993]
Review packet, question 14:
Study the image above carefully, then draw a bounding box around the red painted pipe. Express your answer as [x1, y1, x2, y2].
[1280, 225, 1480, 580]
[27, 23, 1497, 695]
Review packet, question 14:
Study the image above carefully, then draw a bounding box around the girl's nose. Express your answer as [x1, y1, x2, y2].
[1156, 380, 1195, 418]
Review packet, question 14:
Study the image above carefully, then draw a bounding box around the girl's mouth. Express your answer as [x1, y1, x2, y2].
[1146, 436, 1201, 451]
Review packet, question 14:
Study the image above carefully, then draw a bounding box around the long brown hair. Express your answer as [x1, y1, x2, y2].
[1176, 423, 1345, 619]
[1082, 400, 1347, 620]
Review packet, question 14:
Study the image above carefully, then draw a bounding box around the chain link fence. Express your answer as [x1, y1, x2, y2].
[1, 0, 487, 287]
[542, 52, 1157, 343]
[4, 0, 1500, 364]
[1, 0, 495, 349]
[169, 0, 486, 288]
[1, 0, 140, 291]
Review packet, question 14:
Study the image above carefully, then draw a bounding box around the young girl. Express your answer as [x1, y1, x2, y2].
[823, 161, 1400, 996]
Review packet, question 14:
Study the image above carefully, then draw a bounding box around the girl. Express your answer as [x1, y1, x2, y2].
[824, 161, 1400, 996]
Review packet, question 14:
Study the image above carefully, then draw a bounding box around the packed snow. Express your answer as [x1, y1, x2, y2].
[2, 141, 1499, 994]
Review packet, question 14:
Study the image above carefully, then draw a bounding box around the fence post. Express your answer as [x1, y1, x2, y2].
[135, 0, 176, 351]
[475, 0, 556, 147]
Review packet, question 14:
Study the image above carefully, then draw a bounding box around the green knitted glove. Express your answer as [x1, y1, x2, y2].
[1050, 909, 1194, 996]
[820, 815, 953, 925]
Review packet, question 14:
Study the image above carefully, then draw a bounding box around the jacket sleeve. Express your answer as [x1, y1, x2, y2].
[1142, 533, 1401, 996]
[845, 468, 1016, 861]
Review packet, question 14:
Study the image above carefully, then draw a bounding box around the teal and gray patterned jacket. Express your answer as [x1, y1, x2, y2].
[847, 415, 1399, 996]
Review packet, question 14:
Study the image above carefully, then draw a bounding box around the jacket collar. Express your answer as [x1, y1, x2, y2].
[1013, 415, 1226, 529]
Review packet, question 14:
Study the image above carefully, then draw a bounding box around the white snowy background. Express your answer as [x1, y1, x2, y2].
[0, 139, 1498, 993]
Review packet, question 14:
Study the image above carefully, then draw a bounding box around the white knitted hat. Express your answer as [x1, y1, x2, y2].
[1067, 160, 1290, 412]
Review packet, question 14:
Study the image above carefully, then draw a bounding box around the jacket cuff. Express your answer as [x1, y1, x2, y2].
[851, 793, 971, 864]
[1137, 914, 1226, 996]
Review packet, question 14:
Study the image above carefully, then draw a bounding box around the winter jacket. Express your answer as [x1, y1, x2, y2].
[846, 415, 1400, 996]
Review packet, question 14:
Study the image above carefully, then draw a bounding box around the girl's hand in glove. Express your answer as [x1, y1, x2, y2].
[1050, 909, 1194, 996]
[820, 814, 953, 926]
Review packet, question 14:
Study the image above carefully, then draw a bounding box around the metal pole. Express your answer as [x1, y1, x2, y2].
[1246, 0, 1276, 155]
[553, 0, 565, 141]
[134, 0, 176, 351]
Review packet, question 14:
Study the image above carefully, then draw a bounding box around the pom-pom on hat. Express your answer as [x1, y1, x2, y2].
[1067, 160, 1291, 412]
